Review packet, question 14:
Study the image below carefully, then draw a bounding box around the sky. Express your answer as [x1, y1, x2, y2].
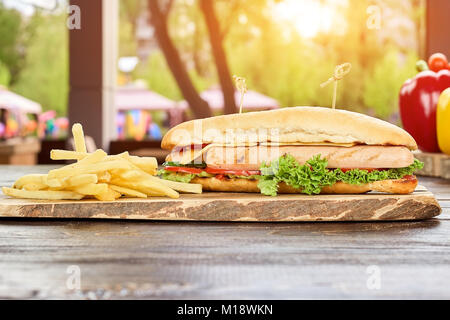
[4, 0, 344, 38]
[271, 0, 349, 38]
[2, 0, 60, 15]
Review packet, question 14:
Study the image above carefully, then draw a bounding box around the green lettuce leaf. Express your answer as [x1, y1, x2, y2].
[163, 161, 207, 169]
[257, 179, 279, 197]
[258, 155, 424, 196]
[158, 169, 260, 183]
[225, 175, 261, 180]
[158, 170, 214, 183]
[159, 155, 424, 196]
[158, 171, 196, 183]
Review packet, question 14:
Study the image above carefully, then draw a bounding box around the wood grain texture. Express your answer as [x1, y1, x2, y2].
[0, 138, 41, 165]
[415, 152, 450, 179]
[0, 187, 441, 222]
[0, 166, 449, 299]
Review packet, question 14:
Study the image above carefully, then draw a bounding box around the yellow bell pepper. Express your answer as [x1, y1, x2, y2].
[437, 87, 450, 155]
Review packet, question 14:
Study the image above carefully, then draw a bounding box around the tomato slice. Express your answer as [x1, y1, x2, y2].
[204, 167, 261, 176]
[165, 166, 392, 176]
[164, 166, 261, 176]
[164, 166, 204, 174]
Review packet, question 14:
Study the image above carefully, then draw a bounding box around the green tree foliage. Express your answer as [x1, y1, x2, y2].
[227, 23, 338, 108]
[0, 60, 11, 87]
[0, 0, 424, 121]
[119, 0, 144, 57]
[12, 12, 68, 115]
[0, 3, 24, 84]
[136, 52, 182, 100]
[119, 17, 138, 57]
[135, 51, 211, 101]
[110, 0, 424, 121]
[120, 1, 212, 101]
[122, 0, 423, 121]
[363, 49, 418, 120]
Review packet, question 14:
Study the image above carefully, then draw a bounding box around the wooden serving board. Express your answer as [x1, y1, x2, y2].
[0, 186, 441, 222]
[415, 152, 450, 179]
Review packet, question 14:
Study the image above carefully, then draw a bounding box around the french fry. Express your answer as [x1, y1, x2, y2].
[159, 179, 202, 194]
[51, 150, 86, 161]
[136, 180, 179, 198]
[47, 150, 107, 179]
[46, 178, 64, 188]
[109, 185, 147, 198]
[22, 183, 48, 191]
[109, 178, 167, 197]
[135, 174, 180, 198]
[97, 171, 111, 183]
[108, 153, 157, 177]
[76, 149, 107, 166]
[128, 156, 158, 175]
[106, 152, 130, 161]
[3, 123, 189, 202]
[111, 152, 157, 174]
[111, 166, 180, 198]
[72, 123, 87, 153]
[72, 183, 109, 196]
[14, 174, 47, 189]
[94, 187, 121, 201]
[67, 174, 98, 187]
[119, 170, 142, 181]
[2, 187, 84, 200]
[48, 160, 130, 180]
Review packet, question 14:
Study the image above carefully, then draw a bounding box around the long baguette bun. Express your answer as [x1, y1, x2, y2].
[191, 176, 418, 195]
[162, 107, 417, 150]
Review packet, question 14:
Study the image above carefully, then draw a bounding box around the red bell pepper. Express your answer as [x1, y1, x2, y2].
[399, 69, 450, 152]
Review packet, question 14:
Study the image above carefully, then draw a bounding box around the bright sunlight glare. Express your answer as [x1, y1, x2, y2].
[274, 0, 335, 38]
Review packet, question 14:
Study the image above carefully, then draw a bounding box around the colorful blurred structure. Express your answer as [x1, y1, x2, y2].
[0, 87, 43, 164]
[110, 86, 186, 161]
[39, 111, 69, 140]
[115, 86, 184, 141]
[0, 86, 42, 114]
[0, 87, 69, 141]
[0, 86, 42, 139]
[179, 87, 280, 112]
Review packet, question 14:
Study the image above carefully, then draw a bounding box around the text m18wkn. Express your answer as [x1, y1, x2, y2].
[222, 304, 273, 315]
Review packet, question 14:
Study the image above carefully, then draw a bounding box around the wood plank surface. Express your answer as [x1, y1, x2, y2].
[0, 138, 41, 165]
[0, 166, 450, 299]
[415, 152, 450, 179]
[0, 187, 441, 222]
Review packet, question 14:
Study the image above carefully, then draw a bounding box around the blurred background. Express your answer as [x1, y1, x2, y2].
[0, 0, 446, 164]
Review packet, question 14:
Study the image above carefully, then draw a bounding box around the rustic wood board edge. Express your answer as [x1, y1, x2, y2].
[415, 152, 450, 179]
[0, 186, 441, 222]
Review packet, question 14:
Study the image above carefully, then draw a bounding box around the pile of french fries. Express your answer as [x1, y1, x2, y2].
[2, 123, 201, 201]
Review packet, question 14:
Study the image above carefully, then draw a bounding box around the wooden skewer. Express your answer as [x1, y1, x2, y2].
[320, 63, 352, 109]
[233, 75, 248, 114]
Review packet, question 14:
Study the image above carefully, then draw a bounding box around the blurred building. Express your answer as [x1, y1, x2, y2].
[179, 86, 279, 112]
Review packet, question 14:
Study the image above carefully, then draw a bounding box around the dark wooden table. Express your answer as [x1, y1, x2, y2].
[0, 166, 449, 299]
